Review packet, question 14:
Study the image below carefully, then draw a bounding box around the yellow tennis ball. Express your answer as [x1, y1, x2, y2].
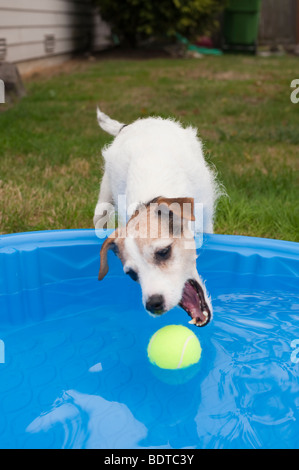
[147, 325, 202, 370]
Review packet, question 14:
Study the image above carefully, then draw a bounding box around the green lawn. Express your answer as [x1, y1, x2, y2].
[0, 54, 298, 241]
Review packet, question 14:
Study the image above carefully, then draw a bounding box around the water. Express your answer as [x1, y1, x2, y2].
[0, 273, 298, 449]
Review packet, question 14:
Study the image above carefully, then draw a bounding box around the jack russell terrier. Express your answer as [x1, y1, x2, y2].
[94, 108, 222, 327]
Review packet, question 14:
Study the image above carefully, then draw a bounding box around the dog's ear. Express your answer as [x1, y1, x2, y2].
[98, 230, 118, 281]
[156, 197, 195, 222]
[154, 197, 195, 236]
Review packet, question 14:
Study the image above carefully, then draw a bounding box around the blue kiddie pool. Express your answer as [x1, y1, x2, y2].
[0, 229, 298, 449]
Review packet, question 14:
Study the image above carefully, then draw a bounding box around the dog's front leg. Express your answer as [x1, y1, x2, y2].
[93, 171, 115, 229]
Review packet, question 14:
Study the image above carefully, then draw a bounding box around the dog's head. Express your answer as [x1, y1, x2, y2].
[98, 197, 212, 326]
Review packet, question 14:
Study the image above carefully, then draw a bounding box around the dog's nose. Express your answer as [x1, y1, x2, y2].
[146, 294, 165, 314]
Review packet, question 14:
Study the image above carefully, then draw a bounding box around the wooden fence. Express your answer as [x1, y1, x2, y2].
[259, 0, 299, 45]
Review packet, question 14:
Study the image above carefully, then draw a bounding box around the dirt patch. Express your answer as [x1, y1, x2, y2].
[231, 145, 298, 176]
[22, 58, 89, 81]
[22, 47, 170, 81]
[43, 158, 91, 179]
[175, 67, 254, 81]
[94, 46, 170, 60]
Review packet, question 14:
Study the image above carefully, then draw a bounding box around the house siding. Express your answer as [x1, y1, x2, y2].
[0, 0, 111, 63]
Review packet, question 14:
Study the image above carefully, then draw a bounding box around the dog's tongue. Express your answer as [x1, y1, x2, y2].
[180, 281, 206, 324]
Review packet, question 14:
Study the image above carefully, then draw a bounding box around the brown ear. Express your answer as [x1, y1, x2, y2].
[98, 230, 118, 281]
[156, 197, 195, 221]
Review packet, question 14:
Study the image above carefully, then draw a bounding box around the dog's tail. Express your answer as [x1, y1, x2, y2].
[97, 107, 125, 137]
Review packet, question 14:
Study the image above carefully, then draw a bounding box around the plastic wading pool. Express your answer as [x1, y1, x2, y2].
[0, 229, 298, 449]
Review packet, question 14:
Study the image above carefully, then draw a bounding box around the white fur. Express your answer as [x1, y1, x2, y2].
[123, 235, 204, 315]
[94, 109, 222, 322]
[94, 110, 221, 231]
[96, 108, 125, 137]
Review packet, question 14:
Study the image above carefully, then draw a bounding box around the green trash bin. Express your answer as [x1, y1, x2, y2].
[223, 0, 262, 53]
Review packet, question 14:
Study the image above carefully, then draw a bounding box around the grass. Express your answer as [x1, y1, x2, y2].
[0, 54, 298, 241]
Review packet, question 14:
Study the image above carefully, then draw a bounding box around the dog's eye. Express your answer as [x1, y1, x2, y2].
[155, 245, 172, 261]
[126, 269, 139, 282]
[111, 243, 119, 256]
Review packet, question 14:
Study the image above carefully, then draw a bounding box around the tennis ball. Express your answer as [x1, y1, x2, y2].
[147, 324, 202, 370]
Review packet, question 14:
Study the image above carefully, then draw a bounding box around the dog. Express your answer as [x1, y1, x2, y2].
[94, 108, 222, 326]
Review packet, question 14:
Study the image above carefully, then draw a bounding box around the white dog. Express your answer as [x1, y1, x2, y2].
[94, 108, 222, 326]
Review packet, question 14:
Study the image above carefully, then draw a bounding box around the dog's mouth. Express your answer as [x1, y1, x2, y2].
[179, 279, 211, 327]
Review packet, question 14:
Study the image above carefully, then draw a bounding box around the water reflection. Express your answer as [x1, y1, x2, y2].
[27, 389, 148, 449]
[195, 291, 299, 449]
[25, 290, 299, 449]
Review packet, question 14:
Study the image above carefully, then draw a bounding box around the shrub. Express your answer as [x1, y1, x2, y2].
[95, 0, 226, 47]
